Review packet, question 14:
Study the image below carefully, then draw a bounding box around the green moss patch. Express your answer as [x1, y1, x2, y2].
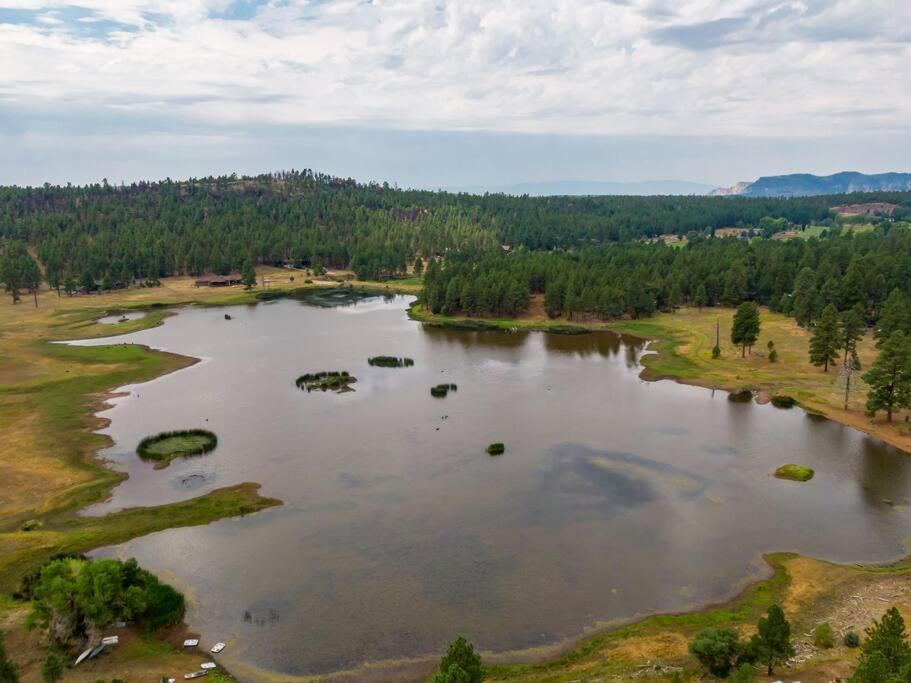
[137, 429, 218, 469]
[486, 442, 505, 456]
[296, 370, 356, 393]
[774, 464, 814, 482]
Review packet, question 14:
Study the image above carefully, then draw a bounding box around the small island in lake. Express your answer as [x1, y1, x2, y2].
[486, 442, 505, 456]
[296, 371, 357, 393]
[430, 383, 458, 398]
[368, 356, 414, 368]
[774, 464, 814, 482]
[137, 429, 218, 469]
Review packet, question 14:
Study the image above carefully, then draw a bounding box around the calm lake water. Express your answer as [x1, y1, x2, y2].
[74, 291, 911, 679]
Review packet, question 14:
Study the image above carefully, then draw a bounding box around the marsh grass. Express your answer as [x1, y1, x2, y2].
[296, 370, 356, 393]
[431, 383, 458, 398]
[137, 430, 218, 468]
[368, 356, 415, 368]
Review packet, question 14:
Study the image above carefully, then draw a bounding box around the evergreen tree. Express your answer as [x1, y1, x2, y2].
[840, 305, 865, 364]
[41, 654, 62, 683]
[0, 631, 19, 683]
[731, 302, 761, 357]
[689, 627, 740, 678]
[850, 607, 911, 682]
[0, 240, 37, 304]
[809, 304, 841, 372]
[694, 283, 708, 311]
[875, 289, 910, 348]
[429, 636, 482, 683]
[863, 331, 911, 422]
[722, 261, 748, 305]
[792, 267, 819, 327]
[242, 261, 257, 290]
[749, 605, 795, 675]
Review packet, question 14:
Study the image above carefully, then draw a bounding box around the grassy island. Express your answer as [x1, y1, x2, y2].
[137, 429, 218, 469]
[486, 442, 505, 456]
[296, 370, 357, 392]
[431, 383, 458, 398]
[368, 355, 415, 367]
[774, 463, 815, 481]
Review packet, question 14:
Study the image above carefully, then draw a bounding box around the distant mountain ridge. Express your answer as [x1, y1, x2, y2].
[450, 179, 716, 196]
[712, 172, 911, 197]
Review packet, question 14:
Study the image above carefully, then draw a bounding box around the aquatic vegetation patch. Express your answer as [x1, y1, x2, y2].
[430, 383, 458, 398]
[771, 395, 797, 409]
[296, 371, 357, 393]
[774, 464, 814, 482]
[486, 442, 505, 456]
[727, 389, 754, 403]
[137, 429, 218, 469]
[368, 356, 415, 368]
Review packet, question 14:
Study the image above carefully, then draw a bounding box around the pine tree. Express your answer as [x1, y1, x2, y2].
[840, 305, 865, 364]
[875, 288, 910, 348]
[430, 636, 482, 683]
[722, 261, 748, 305]
[695, 283, 708, 311]
[864, 331, 911, 422]
[792, 267, 818, 327]
[809, 304, 841, 372]
[851, 607, 911, 681]
[749, 605, 795, 675]
[241, 261, 256, 290]
[731, 302, 760, 357]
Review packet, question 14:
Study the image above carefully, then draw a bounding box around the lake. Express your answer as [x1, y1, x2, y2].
[72, 290, 911, 679]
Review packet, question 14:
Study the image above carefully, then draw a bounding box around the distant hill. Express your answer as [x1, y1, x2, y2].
[450, 179, 716, 196]
[712, 172, 911, 198]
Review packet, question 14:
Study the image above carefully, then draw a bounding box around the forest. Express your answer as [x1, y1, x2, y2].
[1, 170, 911, 333]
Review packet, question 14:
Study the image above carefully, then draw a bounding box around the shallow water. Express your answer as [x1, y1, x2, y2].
[73, 292, 911, 678]
[97, 311, 146, 324]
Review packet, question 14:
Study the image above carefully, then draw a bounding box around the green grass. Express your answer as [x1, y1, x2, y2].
[774, 464, 815, 482]
[409, 301, 595, 335]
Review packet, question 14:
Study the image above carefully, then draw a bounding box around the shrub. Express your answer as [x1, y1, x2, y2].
[729, 663, 758, 682]
[20, 519, 42, 532]
[430, 636, 482, 683]
[42, 653, 63, 683]
[845, 631, 860, 648]
[486, 442, 505, 456]
[771, 395, 796, 409]
[728, 389, 753, 402]
[689, 627, 740, 677]
[814, 622, 835, 649]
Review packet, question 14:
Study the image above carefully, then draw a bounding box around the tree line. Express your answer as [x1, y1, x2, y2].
[2, 171, 909, 292]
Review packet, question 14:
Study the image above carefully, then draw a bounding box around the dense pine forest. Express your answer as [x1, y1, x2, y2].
[2, 170, 911, 332]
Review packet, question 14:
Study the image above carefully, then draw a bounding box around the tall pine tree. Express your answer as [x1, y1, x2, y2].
[809, 304, 841, 372]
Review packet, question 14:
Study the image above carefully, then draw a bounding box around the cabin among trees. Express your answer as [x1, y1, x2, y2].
[194, 274, 243, 287]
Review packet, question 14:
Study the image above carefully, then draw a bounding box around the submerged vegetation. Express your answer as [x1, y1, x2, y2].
[486, 442, 505, 456]
[296, 370, 356, 393]
[368, 355, 414, 367]
[774, 464, 815, 481]
[136, 429, 218, 468]
[430, 383, 458, 398]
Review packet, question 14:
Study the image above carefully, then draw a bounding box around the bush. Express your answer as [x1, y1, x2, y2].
[689, 627, 741, 677]
[813, 622, 835, 649]
[728, 389, 753, 402]
[42, 653, 63, 683]
[845, 631, 860, 648]
[486, 442, 505, 456]
[729, 663, 758, 682]
[430, 636, 482, 683]
[771, 395, 796, 408]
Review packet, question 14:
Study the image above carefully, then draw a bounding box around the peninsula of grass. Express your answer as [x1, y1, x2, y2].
[486, 442, 505, 456]
[368, 355, 415, 368]
[296, 370, 356, 393]
[430, 383, 458, 398]
[774, 463, 815, 482]
[136, 429, 218, 469]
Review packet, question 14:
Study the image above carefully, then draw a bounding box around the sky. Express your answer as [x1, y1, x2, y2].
[1, 0, 910, 189]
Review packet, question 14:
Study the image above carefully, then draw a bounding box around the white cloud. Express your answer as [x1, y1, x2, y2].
[0, 0, 909, 137]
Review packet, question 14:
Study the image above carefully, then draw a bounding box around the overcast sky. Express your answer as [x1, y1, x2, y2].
[1, 0, 910, 188]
